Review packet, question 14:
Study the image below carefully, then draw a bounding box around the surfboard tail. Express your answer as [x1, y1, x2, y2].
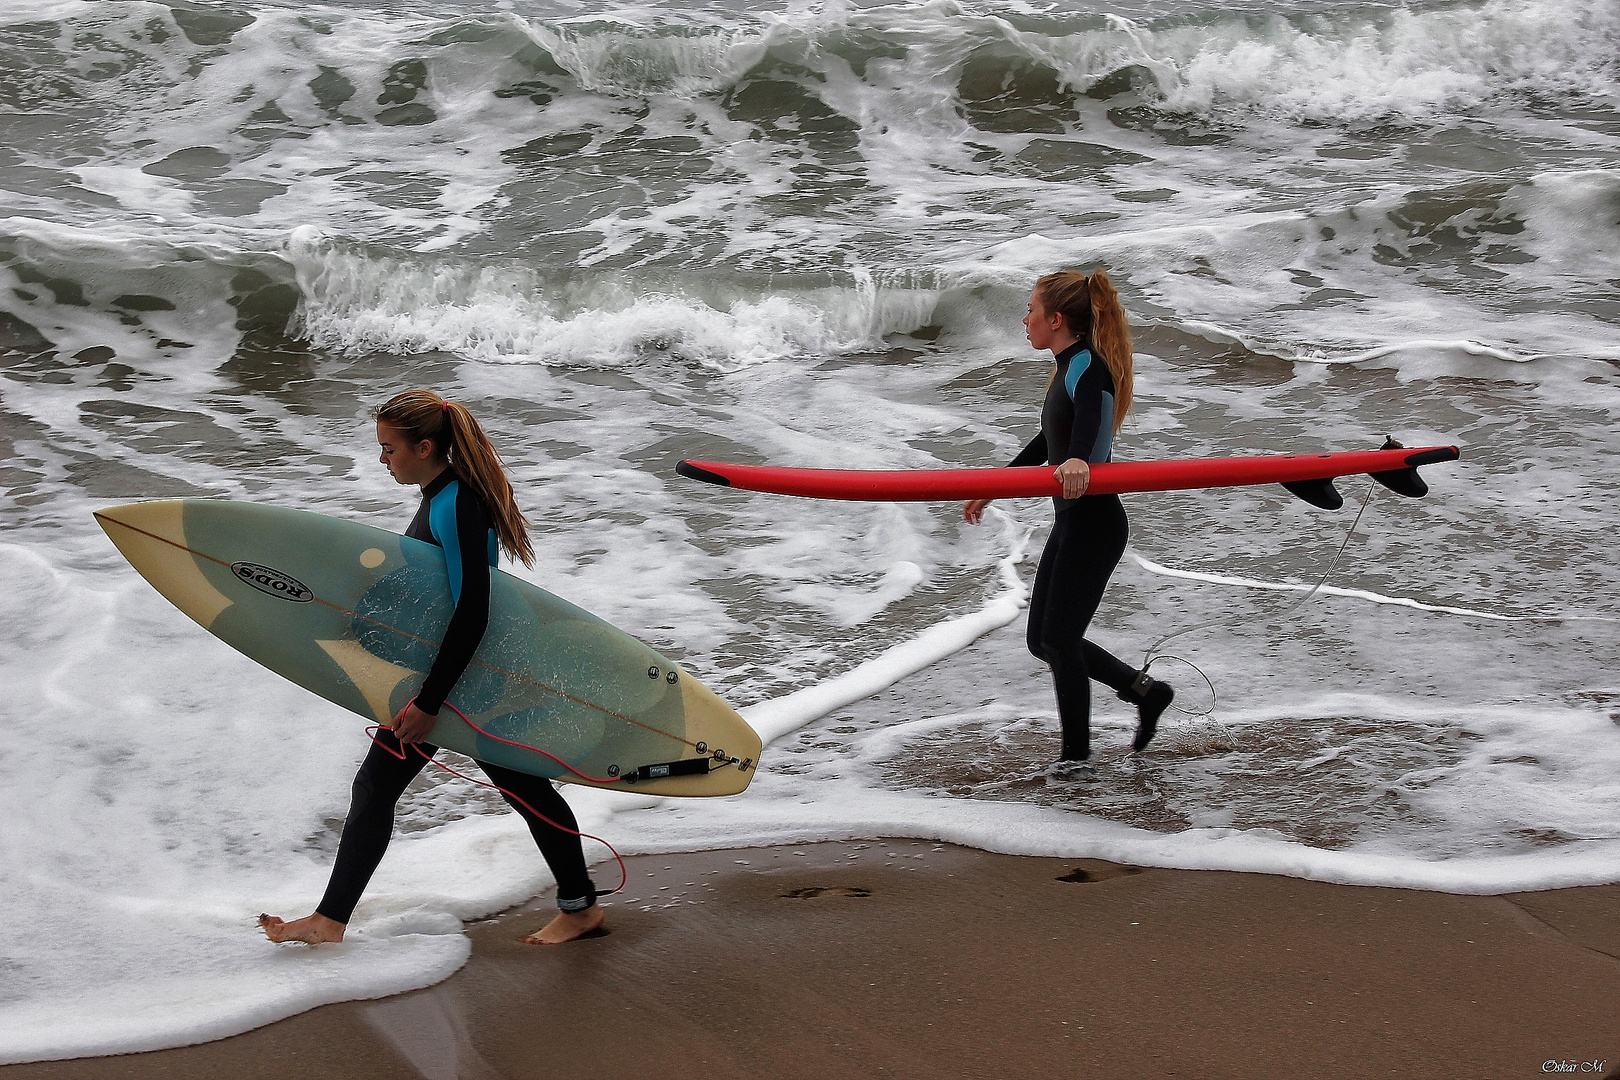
[1277, 438, 1459, 509]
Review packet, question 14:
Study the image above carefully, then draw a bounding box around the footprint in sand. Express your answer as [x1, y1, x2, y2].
[1056, 861, 1145, 884]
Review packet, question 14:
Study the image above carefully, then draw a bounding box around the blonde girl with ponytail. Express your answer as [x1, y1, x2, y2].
[373, 390, 536, 566]
[259, 390, 604, 949]
[962, 269, 1175, 780]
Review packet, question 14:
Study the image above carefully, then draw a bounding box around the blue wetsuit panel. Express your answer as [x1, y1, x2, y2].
[1094, 391, 1115, 464]
[1063, 349, 1088, 401]
[426, 481, 497, 603]
[406, 472, 498, 714]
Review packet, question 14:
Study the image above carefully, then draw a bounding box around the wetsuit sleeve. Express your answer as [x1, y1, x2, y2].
[417, 488, 492, 717]
[1068, 361, 1108, 464]
[1008, 432, 1047, 468]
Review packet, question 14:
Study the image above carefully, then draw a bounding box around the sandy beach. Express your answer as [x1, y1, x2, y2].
[6, 839, 1614, 1080]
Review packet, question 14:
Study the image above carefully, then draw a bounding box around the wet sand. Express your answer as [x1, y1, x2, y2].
[5, 840, 1616, 1080]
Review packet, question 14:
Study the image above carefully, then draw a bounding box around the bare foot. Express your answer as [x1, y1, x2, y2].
[519, 905, 606, 946]
[259, 912, 346, 944]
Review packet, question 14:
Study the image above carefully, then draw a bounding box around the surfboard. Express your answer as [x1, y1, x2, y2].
[676, 443, 1460, 510]
[94, 500, 760, 797]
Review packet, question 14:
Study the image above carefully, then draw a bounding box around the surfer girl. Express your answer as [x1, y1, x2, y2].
[963, 270, 1174, 780]
[260, 390, 603, 946]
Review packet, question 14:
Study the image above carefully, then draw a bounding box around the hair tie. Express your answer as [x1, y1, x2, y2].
[441, 400, 451, 417]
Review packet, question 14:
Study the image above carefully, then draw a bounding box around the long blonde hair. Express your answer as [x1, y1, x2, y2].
[375, 389, 535, 567]
[1034, 267, 1133, 433]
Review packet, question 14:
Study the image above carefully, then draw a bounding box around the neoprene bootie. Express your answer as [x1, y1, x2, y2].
[1120, 670, 1174, 752]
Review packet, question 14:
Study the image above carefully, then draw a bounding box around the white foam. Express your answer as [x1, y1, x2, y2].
[772, 559, 927, 627]
[1507, 170, 1620, 281]
[968, 176, 1620, 370]
[623, 777, 1620, 895]
[0, 929, 470, 1064]
[744, 508, 1033, 744]
[1131, 554, 1620, 624]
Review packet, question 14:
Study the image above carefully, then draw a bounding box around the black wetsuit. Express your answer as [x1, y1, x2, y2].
[316, 471, 595, 923]
[1009, 342, 1139, 762]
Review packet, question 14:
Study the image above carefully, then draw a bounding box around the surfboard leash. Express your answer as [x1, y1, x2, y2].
[1137, 479, 1382, 721]
[424, 698, 626, 786]
[366, 703, 628, 899]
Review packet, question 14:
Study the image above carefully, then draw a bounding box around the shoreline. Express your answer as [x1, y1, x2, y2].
[5, 840, 1616, 1079]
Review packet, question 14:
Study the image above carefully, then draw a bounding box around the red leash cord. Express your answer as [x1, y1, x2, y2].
[364, 699, 627, 898]
[439, 700, 623, 785]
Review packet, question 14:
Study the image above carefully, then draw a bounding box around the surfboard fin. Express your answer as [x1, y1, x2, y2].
[1281, 477, 1344, 510]
[1370, 436, 1459, 498]
[1280, 439, 1460, 508]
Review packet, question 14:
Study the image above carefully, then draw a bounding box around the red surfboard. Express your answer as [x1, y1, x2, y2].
[677, 442, 1460, 511]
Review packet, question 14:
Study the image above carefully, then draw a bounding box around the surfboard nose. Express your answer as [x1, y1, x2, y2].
[94, 500, 190, 554]
[94, 501, 236, 631]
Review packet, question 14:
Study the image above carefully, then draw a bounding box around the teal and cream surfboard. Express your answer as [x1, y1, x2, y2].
[96, 500, 760, 797]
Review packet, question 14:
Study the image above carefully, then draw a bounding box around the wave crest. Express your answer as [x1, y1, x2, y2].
[1090, 0, 1620, 122]
[285, 227, 944, 369]
[516, 18, 775, 97]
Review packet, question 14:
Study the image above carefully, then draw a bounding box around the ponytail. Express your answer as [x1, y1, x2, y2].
[1086, 268, 1133, 431]
[1033, 267, 1134, 433]
[374, 389, 535, 567]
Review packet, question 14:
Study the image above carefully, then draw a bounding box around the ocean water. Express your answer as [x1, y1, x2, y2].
[2, 0, 1618, 1061]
